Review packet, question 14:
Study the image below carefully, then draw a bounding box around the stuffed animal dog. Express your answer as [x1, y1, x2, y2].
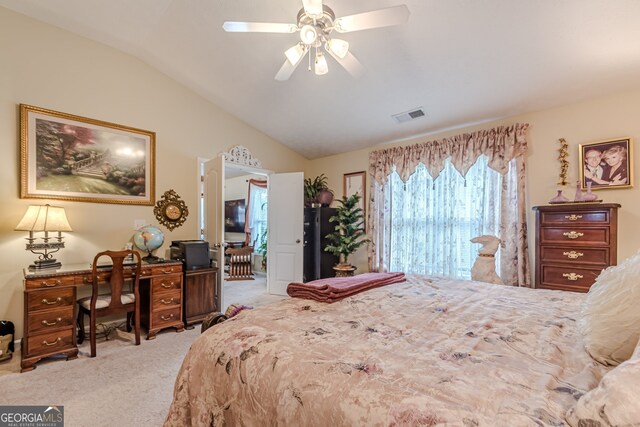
[470, 235, 503, 285]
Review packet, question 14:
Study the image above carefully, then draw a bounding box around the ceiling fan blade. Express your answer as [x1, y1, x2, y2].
[275, 59, 299, 81]
[222, 21, 297, 33]
[276, 43, 309, 81]
[327, 50, 365, 78]
[333, 5, 410, 33]
[302, 0, 323, 17]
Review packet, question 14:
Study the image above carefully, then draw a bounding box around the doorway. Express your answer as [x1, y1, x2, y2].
[200, 150, 304, 313]
[222, 164, 272, 310]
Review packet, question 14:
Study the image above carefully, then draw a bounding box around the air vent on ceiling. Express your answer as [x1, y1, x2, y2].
[392, 107, 427, 124]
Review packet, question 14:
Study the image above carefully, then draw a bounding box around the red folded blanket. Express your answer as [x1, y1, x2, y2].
[287, 272, 406, 303]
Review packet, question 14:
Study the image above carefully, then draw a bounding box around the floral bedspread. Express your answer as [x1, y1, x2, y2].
[165, 275, 609, 426]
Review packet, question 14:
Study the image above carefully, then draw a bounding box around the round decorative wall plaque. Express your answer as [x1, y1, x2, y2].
[154, 189, 188, 231]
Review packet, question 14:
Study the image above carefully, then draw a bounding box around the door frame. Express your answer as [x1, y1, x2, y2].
[198, 157, 273, 293]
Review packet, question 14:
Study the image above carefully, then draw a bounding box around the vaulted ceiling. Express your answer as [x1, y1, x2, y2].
[2, 0, 640, 159]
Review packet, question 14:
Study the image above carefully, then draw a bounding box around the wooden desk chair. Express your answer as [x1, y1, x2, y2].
[225, 246, 254, 281]
[77, 250, 142, 357]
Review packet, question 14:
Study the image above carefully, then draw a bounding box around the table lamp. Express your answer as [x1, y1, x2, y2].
[15, 204, 73, 270]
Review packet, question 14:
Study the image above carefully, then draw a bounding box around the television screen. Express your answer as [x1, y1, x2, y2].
[225, 199, 246, 232]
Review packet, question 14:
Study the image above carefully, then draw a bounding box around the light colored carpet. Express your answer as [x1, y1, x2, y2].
[0, 276, 288, 426]
[0, 328, 199, 427]
[223, 273, 287, 311]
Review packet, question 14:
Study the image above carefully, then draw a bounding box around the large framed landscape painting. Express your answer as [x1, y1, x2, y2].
[20, 104, 155, 205]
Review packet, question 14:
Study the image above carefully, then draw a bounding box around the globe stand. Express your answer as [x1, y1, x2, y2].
[142, 251, 162, 264]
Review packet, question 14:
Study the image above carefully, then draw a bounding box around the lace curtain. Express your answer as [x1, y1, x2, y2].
[368, 123, 530, 287]
[244, 179, 268, 248]
[388, 157, 502, 279]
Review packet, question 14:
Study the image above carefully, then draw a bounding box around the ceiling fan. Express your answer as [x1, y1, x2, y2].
[222, 0, 410, 81]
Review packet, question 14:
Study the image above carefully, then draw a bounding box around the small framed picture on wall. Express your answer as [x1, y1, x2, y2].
[579, 137, 633, 190]
[343, 171, 366, 215]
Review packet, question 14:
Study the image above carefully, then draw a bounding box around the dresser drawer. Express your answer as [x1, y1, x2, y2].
[152, 307, 181, 326]
[75, 272, 115, 285]
[540, 210, 610, 226]
[28, 307, 75, 334]
[151, 276, 182, 293]
[539, 246, 609, 266]
[25, 276, 75, 290]
[27, 287, 75, 312]
[540, 227, 609, 246]
[540, 265, 603, 292]
[26, 328, 74, 356]
[152, 289, 181, 311]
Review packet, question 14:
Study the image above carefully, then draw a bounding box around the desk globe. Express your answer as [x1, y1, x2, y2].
[133, 225, 165, 262]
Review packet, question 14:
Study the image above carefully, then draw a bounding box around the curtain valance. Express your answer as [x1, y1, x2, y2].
[369, 123, 529, 184]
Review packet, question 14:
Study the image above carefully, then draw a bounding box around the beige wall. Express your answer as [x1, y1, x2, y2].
[0, 8, 309, 339]
[306, 89, 640, 276]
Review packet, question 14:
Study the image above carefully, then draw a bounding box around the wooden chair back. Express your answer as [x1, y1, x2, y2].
[226, 246, 254, 281]
[90, 250, 141, 311]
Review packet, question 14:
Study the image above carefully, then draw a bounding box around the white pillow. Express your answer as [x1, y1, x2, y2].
[566, 338, 640, 426]
[579, 250, 640, 365]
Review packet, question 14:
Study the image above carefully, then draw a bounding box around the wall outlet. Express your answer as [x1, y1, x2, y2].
[134, 219, 146, 230]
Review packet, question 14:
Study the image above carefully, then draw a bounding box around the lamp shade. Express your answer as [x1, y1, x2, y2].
[327, 38, 349, 59]
[285, 43, 308, 66]
[15, 205, 73, 232]
[315, 52, 328, 75]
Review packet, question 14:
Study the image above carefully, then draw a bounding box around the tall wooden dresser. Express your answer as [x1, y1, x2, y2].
[533, 203, 620, 292]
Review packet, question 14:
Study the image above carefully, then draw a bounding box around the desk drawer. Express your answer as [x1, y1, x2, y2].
[76, 272, 114, 285]
[151, 265, 181, 276]
[27, 287, 75, 312]
[539, 246, 609, 266]
[152, 289, 181, 311]
[540, 210, 610, 226]
[28, 307, 75, 334]
[25, 276, 75, 290]
[540, 227, 609, 246]
[152, 307, 181, 327]
[26, 328, 74, 356]
[151, 276, 181, 293]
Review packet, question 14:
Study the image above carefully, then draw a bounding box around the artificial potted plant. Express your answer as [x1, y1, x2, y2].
[324, 193, 369, 277]
[304, 174, 334, 207]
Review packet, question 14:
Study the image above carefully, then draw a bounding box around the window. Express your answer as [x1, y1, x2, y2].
[246, 184, 268, 249]
[388, 156, 502, 279]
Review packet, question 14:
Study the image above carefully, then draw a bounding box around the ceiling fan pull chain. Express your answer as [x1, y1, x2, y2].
[308, 46, 313, 72]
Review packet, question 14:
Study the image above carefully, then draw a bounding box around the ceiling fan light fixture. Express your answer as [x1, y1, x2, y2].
[300, 24, 318, 44]
[315, 52, 328, 75]
[326, 38, 349, 59]
[285, 43, 308, 65]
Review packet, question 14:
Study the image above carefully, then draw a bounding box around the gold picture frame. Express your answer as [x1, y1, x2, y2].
[578, 137, 633, 190]
[20, 104, 155, 205]
[343, 171, 366, 215]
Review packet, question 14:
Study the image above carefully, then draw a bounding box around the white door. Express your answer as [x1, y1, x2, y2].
[203, 156, 224, 311]
[268, 172, 304, 295]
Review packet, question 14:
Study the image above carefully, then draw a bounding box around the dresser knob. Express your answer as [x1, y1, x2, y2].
[562, 273, 584, 281]
[563, 231, 584, 239]
[564, 214, 583, 221]
[563, 251, 584, 259]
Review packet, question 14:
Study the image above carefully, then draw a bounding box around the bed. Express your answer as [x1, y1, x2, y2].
[165, 275, 610, 426]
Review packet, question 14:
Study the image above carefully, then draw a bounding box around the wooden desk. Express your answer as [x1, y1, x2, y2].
[22, 260, 184, 372]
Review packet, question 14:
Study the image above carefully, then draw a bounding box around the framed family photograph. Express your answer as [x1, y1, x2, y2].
[343, 171, 366, 215]
[579, 137, 633, 190]
[20, 104, 155, 205]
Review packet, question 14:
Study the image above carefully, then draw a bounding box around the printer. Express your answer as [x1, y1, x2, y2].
[169, 240, 211, 270]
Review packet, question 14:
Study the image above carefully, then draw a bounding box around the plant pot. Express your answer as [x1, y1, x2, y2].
[333, 263, 356, 277]
[317, 189, 334, 207]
